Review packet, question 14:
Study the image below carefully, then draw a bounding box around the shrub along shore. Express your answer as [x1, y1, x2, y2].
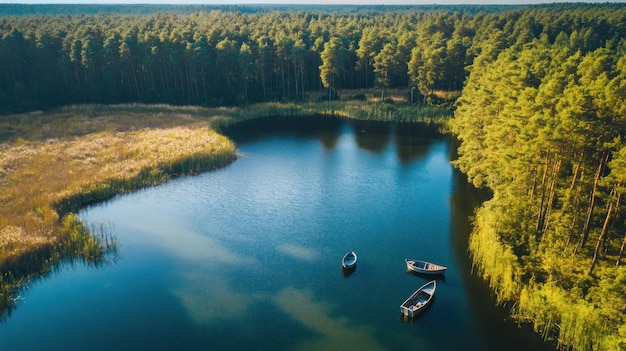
[0, 96, 450, 319]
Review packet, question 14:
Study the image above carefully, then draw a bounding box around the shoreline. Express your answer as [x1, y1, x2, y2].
[0, 100, 449, 318]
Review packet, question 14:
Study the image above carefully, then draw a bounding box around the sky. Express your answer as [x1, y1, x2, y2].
[0, 0, 621, 4]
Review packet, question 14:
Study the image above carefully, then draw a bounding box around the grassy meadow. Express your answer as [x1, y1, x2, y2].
[0, 95, 451, 318]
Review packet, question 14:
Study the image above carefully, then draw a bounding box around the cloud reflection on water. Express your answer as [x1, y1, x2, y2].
[273, 287, 386, 351]
[127, 218, 263, 324]
[277, 243, 317, 261]
[173, 272, 253, 324]
[127, 216, 241, 264]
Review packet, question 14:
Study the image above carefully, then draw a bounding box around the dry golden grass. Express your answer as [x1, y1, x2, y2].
[0, 105, 236, 271]
[432, 90, 462, 100]
[336, 88, 410, 103]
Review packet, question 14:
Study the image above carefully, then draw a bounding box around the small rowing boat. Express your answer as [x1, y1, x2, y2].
[342, 251, 357, 269]
[400, 280, 436, 318]
[405, 259, 447, 275]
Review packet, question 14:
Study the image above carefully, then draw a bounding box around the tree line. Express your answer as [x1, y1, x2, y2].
[0, 4, 522, 16]
[1, 4, 624, 113]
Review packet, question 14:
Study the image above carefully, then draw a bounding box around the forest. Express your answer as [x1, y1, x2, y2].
[1, 3, 622, 113]
[1, 3, 625, 350]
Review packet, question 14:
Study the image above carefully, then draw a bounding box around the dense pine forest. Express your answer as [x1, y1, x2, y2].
[1, 3, 622, 113]
[1, 3, 626, 350]
[0, 4, 502, 112]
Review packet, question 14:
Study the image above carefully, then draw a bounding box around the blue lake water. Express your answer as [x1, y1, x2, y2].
[0, 116, 554, 350]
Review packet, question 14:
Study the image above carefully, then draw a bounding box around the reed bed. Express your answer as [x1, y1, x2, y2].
[216, 101, 451, 126]
[0, 100, 449, 318]
[0, 108, 238, 318]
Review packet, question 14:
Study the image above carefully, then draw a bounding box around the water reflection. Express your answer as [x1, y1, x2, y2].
[354, 120, 391, 153]
[221, 115, 344, 144]
[273, 287, 386, 351]
[341, 267, 356, 278]
[126, 211, 241, 264]
[173, 272, 250, 324]
[320, 130, 339, 149]
[395, 122, 441, 165]
[0, 220, 119, 321]
[277, 243, 318, 261]
[223, 116, 444, 167]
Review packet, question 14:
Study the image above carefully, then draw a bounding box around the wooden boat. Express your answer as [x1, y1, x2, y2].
[405, 259, 447, 275]
[400, 280, 436, 318]
[342, 251, 357, 269]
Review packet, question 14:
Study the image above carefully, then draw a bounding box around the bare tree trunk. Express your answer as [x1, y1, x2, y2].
[294, 62, 299, 99]
[570, 152, 584, 190]
[563, 158, 584, 253]
[617, 233, 626, 266]
[563, 184, 582, 254]
[281, 60, 286, 98]
[536, 151, 550, 233]
[528, 166, 538, 212]
[542, 158, 562, 235]
[129, 57, 141, 100]
[589, 200, 613, 275]
[365, 59, 369, 89]
[260, 64, 266, 99]
[158, 60, 167, 94]
[575, 151, 608, 255]
[300, 59, 305, 100]
[201, 69, 207, 101]
[603, 190, 620, 255]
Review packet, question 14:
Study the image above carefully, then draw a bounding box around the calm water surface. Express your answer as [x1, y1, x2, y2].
[0, 116, 554, 351]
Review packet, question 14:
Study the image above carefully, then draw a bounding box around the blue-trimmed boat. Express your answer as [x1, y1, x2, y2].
[342, 251, 357, 269]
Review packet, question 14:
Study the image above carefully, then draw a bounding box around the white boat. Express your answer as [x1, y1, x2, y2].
[405, 259, 447, 275]
[342, 251, 357, 269]
[400, 280, 436, 318]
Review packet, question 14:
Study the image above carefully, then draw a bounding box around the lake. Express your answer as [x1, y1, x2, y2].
[0, 116, 554, 351]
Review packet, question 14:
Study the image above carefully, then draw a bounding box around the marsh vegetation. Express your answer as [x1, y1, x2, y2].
[0, 99, 446, 320]
[0, 104, 236, 318]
